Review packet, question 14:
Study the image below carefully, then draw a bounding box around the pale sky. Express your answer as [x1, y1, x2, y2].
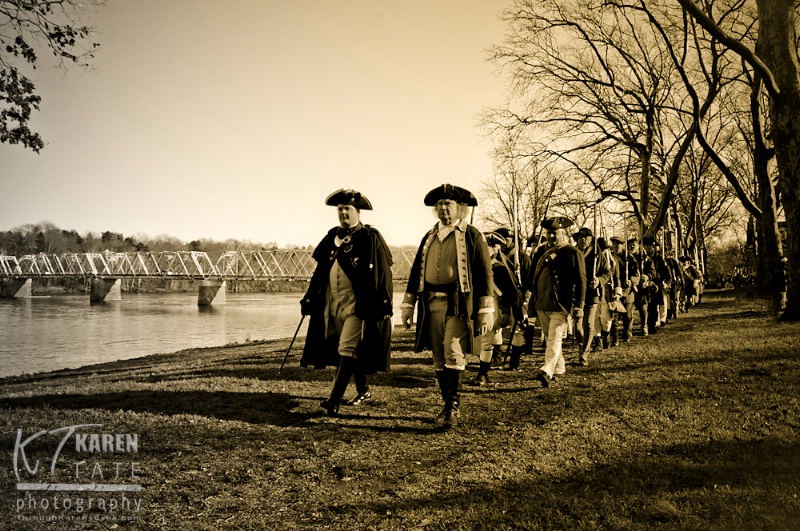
[2, 0, 510, 248]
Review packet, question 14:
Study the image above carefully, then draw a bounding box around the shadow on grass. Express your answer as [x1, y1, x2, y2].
[334, 438, 800, 528]
[0, 391, 314, 427]
[130, 356, 437, 389]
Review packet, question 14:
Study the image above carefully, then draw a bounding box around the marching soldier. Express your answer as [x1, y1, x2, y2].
[491, 226, 531, 370]
[300, 189, 394, 416]
[523, 217, 586, 387]
[474, 230, 524, 385]
[643, 236, 672, 333]
[611, 236, 640, 343]
[630, 237, 656, 336]
[400, 184, 495, 429]
[596, 236, 620, 350]
[573, 227, 612, 366]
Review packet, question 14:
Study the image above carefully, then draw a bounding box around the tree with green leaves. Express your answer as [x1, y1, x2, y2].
[0, 0, 101, 152]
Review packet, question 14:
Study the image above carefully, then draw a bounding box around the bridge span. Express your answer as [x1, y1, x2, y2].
[0, 249, 417, 305]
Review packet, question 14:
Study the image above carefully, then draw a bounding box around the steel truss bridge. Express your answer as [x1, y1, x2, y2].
[0, 250, 416, 282]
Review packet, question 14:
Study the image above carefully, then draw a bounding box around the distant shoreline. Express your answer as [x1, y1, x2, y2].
[20, 278, 409, 295]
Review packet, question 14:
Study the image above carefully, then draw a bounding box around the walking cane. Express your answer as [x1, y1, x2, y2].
[278, 315, 306, 374]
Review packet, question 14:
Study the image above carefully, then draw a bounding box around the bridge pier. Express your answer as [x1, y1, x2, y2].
[90, 278, 122, 302]
[0, 278, 32, 298]
[198, 280, 226, 306]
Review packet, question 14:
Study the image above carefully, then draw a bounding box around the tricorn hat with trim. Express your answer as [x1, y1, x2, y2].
[642, 236, 659, 246]
[492, 227, 512, 240]
[610, 236, 625, 245]
[484, 231, 506, 247]
[325, 189, 372, 210]
[540, 216, 575, 231]
[423, 183, 478, 206]
[573, 227, 594, 239]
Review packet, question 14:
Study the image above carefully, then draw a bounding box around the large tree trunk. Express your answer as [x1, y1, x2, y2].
[756, 0, 800, 320]
[751, 74, 783, 293]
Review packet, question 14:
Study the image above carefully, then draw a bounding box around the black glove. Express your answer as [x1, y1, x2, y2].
[300, 298, 313, 316]
[511, 302, 524, 322]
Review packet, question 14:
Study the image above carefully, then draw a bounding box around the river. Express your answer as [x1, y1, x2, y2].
[0, 291, 404, 378]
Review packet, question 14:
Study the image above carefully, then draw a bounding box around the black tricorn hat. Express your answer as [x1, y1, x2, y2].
[325, 189, 372, 210]
[485, 231, 506, 247]
[540, 216, 575, 231]
[493, 227, 512, 239]
[597, 237, 611, 250]
[642, 236, 658, 246]
[572, 227, 593, 239]
[423, 183, 478, 206]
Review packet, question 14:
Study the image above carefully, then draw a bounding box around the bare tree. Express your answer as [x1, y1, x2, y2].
[485, 0, 744, 250]
[485, 0, 786, 298]
[479, 129, 560, 245]
[677, 0, 800, 319]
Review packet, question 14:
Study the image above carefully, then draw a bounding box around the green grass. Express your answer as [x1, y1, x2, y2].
[1, 291, 799, 530]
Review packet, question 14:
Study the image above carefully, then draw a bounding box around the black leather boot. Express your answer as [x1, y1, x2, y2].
[442, 368, 463, 429]
[505, 345, 523, 371]
[490, 345, 503, 368]
[320, 356, 354, 416]
[524, 325, 536, 356]
[610, 321, 619, 347]
[474, 361, 491, 386]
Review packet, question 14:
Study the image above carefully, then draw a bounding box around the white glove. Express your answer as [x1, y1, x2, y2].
[477, 311, 494, 336]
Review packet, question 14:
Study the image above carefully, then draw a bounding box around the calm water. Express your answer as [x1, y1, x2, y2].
[0, 292, 402, 378]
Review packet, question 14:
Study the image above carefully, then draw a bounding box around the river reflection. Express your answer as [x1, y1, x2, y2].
[0, 292, 324, 378]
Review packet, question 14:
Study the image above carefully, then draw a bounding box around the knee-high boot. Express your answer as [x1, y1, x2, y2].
[524, 325, 535, 357]
[610, 319, 619, 347]
[490, 344, 503, 367]
[505, 345, 523, 371]
[320, 356, 354, 416]
[474, 360, 491, 386]
[442, 368, 464, 429]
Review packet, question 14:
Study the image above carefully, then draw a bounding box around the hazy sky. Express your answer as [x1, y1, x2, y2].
[2, 0, 510, 248]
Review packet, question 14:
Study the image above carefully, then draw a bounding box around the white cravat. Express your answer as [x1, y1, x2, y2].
[436, 220, 461, 242]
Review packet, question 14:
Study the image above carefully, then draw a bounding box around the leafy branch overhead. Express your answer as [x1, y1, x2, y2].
[0, 0, 102, 152]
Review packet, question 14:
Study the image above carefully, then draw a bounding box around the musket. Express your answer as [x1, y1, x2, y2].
[592, 203, 598, 296]
[624, 218, 629, 283]
[512, 179, 522, 285]
[531, 178, 559, 251]
[507, 177, 557, 361]
[278, 315, 306, 373]
[502, 319, 519, 366]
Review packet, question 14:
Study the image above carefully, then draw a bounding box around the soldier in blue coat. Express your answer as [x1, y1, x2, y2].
[300, 189, 394, 416]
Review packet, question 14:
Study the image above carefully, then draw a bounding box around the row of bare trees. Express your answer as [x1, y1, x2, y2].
[480, 0, 798, 320]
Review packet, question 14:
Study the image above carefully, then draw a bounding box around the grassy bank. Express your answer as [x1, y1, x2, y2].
[1, 292, 799, 530]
